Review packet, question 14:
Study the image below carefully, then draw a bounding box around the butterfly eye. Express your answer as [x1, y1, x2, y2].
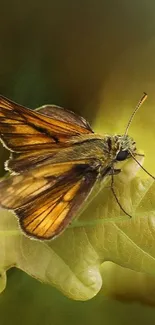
[116, 150, 129, 161]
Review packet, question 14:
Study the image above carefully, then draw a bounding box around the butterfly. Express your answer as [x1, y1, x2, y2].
[0, 93, 151, 240]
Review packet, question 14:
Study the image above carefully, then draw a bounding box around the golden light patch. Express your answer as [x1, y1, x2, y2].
[63, 180, 82, 201]
[0, 177, 51, 209]
[45, 206, 70, 236]
[33, 202, 68, 236]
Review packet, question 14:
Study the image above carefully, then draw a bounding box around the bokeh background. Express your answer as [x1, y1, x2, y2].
[1, 0, 155, 324]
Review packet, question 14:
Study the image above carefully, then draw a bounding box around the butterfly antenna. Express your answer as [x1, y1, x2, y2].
[129, 150, 155, 181]
[124, 92, 148, 136]
[111, 170, 132, 218]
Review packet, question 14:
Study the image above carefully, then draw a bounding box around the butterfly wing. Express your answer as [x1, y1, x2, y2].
[0, 162, 99, 240]
[36, 104, 92, 132]
[0, 96, 93, 172]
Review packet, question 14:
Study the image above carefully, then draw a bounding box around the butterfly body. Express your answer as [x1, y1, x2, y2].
[0, 96, 136, 240]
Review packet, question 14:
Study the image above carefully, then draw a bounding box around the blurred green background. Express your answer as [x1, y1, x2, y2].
[1, 0, 155, 324]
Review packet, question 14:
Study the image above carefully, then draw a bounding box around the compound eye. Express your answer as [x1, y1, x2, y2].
[116, 150, 129, 161]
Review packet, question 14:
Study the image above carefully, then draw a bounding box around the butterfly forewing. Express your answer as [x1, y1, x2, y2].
[0, 162, 98, 239]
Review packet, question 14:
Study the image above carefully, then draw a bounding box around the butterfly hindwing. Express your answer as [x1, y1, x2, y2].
[0, 96, 93, 173]
[0, 96, 93, 151]
[37, 104, 93, 132]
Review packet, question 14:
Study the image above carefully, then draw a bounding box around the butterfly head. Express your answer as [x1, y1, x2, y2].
[108, 134, 137, 162]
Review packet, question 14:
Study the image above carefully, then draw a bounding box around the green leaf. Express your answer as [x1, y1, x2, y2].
[0, 157, 155, 301]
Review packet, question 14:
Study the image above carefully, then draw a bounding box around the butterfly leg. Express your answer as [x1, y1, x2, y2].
[109, 168, 121, 175]
[110, 167, 132, 218]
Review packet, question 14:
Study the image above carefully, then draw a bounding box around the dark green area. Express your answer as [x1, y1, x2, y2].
[0, 269, 155, 325]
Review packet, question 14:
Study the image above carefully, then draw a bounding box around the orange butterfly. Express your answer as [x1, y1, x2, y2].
[0, 94, 149, 240]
